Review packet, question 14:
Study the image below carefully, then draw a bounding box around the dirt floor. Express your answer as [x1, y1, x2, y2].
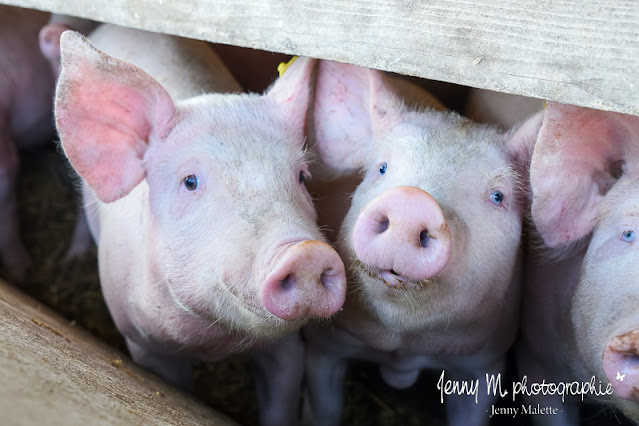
[3, 142, 634, 426]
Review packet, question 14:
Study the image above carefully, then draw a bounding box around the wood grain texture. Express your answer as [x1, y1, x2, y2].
[2, 0, 638, 115]
[0, 279, 236, 426]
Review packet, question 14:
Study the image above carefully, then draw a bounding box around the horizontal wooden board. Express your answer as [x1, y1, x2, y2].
[2, 0, 638, 115]
[0, 279, 236, 425]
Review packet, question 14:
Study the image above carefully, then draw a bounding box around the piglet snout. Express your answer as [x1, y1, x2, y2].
[352, 186, 450, 282]
[603, 329, 639, 401]
[262, 240, 346, 321]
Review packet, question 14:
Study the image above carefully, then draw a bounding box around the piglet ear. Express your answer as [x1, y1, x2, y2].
[312, 60, 403, 178]
[39, 23, 69, 72]
[40, 17, 99, 78]
[55, 31, 176, 203]
[265, 56, 315, 143]
[48, 14, 99, 36]
[530, 102, 637, 247]
[505, 108, 544, 175]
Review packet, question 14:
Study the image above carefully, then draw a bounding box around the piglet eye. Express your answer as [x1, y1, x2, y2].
[183, 175, 198, 191]
[379, 162, 388, 175]
[490, 190, 504, 206]
[621, 230, 635, 243]
[299, 169, 312, 185]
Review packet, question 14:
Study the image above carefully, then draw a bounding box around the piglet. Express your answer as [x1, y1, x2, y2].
[520, 102, 639, 424]
[54, 26, 346, 426]
[0, 6, 56, 281]
[304, 61, 542, 426]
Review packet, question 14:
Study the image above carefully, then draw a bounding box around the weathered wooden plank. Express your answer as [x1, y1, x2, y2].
[0, 279, 236, 426]
[1, 0, 638, 115]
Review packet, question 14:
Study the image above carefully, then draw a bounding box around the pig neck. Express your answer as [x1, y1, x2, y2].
[522, 245, 586, 379]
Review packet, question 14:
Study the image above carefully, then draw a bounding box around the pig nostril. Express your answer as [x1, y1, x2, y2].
[374, 217, 389, 234]
[419, 230, 430, 248]
[320, 271, 335, 288]
[626, 354, 639, 367]
[617, 348, 639, 365]
[279, 274, 295, 291]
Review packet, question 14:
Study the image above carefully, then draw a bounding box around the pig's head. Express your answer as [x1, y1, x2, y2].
[530, 102, 639, 419]
[54, 32, 346, 340]
[313, 61, 541, 334]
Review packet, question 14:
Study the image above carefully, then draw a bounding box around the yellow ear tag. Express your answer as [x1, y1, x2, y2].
[278, 56, 298, 77]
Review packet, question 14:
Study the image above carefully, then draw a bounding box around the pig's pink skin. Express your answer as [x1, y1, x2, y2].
[307, 75, 446, 244]
[57, 26, 346, 426]
[262, 240, 346, 320]
[516, 103, 639, 424]
[0, 6, 56, 281]
[351, 186, 451, 282]
[603, 329, 639, 403]
[530, 104, 639, 248]
[571, 179, 639, 422]
[39, 22, 70, 76]
[305, 61, 540, 426]
[467, 94, 639, 423]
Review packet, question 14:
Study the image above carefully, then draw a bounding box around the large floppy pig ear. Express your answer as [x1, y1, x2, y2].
[265, 56, 315, 143]
[312, 60, 403, 177]
[55, 31, 176, 203]
[530, 102, 637, 247]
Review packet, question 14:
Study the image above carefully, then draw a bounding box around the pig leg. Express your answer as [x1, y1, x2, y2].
[305, 350, 346, 426]
[517, 346, 579, 426]
[251, 332, 304, 426]
[125, 338, 194, 390]
[0, 124, 30, 281]
[304, 326, 366, 426]
[65, 199, 93, 260]
[444, 359, 505, 426]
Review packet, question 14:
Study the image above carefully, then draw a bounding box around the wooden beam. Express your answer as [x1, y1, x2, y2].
[0, 279, 236, 425]
[2, 0, 638, 115]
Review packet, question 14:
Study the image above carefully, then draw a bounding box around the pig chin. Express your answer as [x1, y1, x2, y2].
[349, 260, 454, 331]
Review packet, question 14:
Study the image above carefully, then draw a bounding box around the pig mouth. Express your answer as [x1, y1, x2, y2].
[354, 262, 431, 291]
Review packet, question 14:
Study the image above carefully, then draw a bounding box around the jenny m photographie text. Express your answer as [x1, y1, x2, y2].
[437, 369, 616, 418]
